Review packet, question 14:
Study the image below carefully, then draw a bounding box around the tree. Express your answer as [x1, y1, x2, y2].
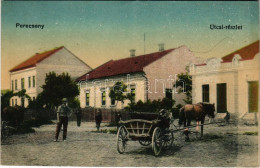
[174, 67, 192, 104]
[109, 81, 128, 106]
[28, 93, 45, 110]
[1, 90, 14, 111]
[1, 89, 31, 109]
[14, 89, 32, 107]
[69, 97, 80, 109]
[41, 72, 79, 109]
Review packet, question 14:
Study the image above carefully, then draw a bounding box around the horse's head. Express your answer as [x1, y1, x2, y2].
[207, 103, 215, 118]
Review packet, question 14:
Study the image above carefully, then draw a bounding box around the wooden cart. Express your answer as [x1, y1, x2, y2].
[117, 111, 174, 156]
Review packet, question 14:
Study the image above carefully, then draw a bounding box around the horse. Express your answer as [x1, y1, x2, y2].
[179, 102, 215, 140]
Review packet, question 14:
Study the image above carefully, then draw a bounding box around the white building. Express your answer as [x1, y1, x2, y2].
[190, 41, 259, 119]
[9, 46, 92, 107]
[77, 44, 203, 109]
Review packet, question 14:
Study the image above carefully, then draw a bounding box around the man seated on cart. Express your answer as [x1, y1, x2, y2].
[158, 109, 173, 129]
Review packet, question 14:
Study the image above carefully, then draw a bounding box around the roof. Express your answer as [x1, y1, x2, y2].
[77, 48, 175, 81]
[222, 40, 259, 63]
[10, 46, 64, 72]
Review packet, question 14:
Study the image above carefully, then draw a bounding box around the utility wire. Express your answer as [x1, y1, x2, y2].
[190, 37, 234, 54]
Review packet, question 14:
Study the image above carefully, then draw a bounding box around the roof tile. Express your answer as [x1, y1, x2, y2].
[221, 40, 259, 63]
[77, 48, 175, 81]
[10, 46, 64, 72]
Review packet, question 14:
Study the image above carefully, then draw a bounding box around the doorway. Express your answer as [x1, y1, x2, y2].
[217, 83, 227, 113]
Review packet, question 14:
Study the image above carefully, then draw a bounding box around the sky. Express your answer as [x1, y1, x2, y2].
[1, 1, 259, 90]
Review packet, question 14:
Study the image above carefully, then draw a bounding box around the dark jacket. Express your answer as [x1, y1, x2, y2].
[95, 112, 102, 123]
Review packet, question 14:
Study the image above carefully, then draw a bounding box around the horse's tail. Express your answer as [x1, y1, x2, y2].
[178, 106, 185, 126]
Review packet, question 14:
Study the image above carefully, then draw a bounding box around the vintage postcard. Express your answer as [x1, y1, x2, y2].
[1, 1, 259, 167]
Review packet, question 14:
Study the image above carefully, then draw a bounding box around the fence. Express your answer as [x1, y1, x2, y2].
[24, 108, 160, 123]
[81, 107, 123, 123]
[24, 109, 56, 121]
[24, 108, 122, 123]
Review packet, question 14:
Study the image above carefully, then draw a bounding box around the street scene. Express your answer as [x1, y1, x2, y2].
[1, 121, 258, 167]
[1, 1, 259, 167]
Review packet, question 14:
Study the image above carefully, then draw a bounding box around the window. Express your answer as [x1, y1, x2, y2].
[109, 87, 115, 106]
[15, 80, 17, 90]
[15, 99, 17, 105]
[165, 88, 172, 100]
[33, 76, 35, 87]
[202, 85, 210, 102]
[21, 97, 25, 107]
[86, 92, 90, 106]
[101, 91, 106, 106]
[130, 88, 136, 103]
[12, 99, 14, 106]
[21, 78, 25, 89]
[33, 97, 36, 101]
[28, 77, 31, 88]
[111, 97, 115, 106]
[12, 80, 14, 91]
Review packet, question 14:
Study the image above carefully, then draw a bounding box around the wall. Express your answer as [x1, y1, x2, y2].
[78, 73, 146, 109]
[36, 47, 92, 94]
[9, 67, 37, 107]
[192, 70, 236, 113]
[9, 47, 92, 107]
[236, 55, 259, 116]
[191, 54, 259, 117]
[144, 45, 203, 105]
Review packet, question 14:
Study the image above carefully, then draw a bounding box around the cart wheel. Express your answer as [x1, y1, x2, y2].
[163, 132, 174, 148]
[139, 139, 152, 146]
[152, 127, 163, 156]
[117, 126, 127, 154]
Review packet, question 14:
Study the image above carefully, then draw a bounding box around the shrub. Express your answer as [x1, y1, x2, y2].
[2, 106, 25, 126]
[24, 118, 53, 128]
[16, 124, 35, 134]
[172, 104, 183, 119]
[28, 93, 45, 110]
[125, 98, 176, 113]
[243, 131, 258, 136]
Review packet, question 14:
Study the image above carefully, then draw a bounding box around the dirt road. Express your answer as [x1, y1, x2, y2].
[1, 121, 259, 167]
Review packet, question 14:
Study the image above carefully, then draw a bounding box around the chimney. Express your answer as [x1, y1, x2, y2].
[158, 43, 165, 51]
[130, 49, 136, 57]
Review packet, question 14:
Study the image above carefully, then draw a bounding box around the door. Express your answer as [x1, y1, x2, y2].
[217, 83, 227, 113]
[248, 81, 259, 112]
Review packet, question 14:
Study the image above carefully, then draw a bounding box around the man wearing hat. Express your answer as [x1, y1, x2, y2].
[54, 98, 71, 142]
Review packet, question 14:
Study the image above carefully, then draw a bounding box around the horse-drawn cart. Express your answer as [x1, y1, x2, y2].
[117, 110, 174, 156]
[116, 103, 217, 156]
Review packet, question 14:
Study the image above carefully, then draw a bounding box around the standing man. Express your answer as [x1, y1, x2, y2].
[54, 98, 71, 142]
[76, 107, 82, 127]
[95, 109, 102, 131]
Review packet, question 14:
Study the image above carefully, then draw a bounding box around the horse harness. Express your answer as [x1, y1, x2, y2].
[193, 103, 207, 121]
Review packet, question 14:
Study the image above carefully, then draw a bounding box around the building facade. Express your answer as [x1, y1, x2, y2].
[77, 45, 203, 109]
[10, 46, 92, 107]
[190, 41, 259, 118]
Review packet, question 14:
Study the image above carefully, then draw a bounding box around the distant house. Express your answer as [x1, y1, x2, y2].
[9, 46, 92, 107]
[77, 44, 202, 109]
[190, 41, 259, 118]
